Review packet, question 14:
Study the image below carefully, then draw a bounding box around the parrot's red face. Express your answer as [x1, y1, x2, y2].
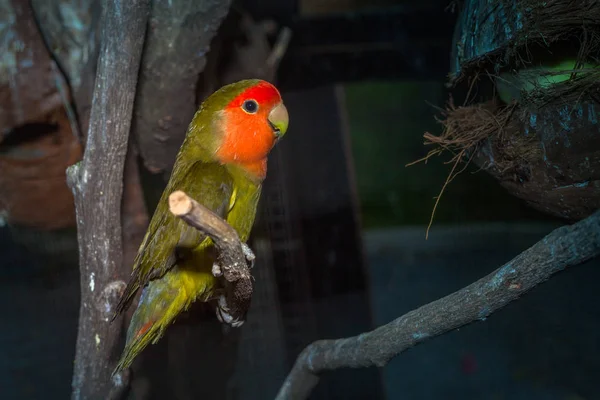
[216, 81, 289, 179]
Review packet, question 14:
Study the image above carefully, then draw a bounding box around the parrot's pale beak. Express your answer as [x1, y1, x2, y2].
[268, 102, 289, 139]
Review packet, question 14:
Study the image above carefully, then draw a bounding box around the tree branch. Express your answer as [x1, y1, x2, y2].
[65, 1, 150, 399]
[275, 210, 600, 400]
[132, 0, 232, 174]
[168, 190, 253, 325]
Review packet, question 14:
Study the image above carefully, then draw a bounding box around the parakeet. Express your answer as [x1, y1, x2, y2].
[112, 79, 289, 374]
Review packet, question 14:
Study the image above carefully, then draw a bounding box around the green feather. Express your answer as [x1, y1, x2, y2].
[112, 79, 266, 374]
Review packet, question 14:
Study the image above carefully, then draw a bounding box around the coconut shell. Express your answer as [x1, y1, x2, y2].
[450, 0, 600, 83]
[431, 0, 600, 221]
[473, 100, 600, 220]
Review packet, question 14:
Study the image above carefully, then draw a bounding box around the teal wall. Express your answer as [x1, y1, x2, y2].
[344, 81, 550, 228]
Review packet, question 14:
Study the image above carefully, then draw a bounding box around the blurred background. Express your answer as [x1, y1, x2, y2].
[1, 0, 599, 399]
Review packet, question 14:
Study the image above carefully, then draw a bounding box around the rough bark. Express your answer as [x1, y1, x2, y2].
[1, 0, 68, 131]
[0, 0, 84, 230]
[65, 1, 150, 399]
[31, 0, 102, 135]
[132, 0, 232, 174]
[275, 210, 600, 400]
[169, 190, 253, 323]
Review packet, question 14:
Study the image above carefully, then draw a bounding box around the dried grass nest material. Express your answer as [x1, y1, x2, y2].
[424, 67, 600, 175]
[413, 66, 600, 235]
[422, 100, 538, 174]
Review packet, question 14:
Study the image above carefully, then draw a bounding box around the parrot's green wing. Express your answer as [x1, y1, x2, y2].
[113, 159, 234, 318]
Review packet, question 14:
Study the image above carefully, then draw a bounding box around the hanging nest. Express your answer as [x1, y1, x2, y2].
[450, 0, 600, 83]
[420, 0, 600, 222]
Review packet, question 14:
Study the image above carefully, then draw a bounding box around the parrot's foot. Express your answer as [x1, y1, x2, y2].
[212, 243, 255, 278]
[241, 242, 255, 269]
[212, 262, 223, 277]
[215, 295, 245, 328]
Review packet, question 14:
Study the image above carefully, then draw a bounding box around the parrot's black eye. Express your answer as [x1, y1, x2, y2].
[242, 99, 259, 114]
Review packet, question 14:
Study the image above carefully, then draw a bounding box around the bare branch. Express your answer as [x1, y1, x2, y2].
[169, 190, 253, 325]
[65, 1, 150, 398]
[266, 26, 292, 71]
[214, 14, 292, 87]
[276, 210, 600, 400]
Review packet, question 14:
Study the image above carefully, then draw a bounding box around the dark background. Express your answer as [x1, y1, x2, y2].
[2, 0, 599, 399]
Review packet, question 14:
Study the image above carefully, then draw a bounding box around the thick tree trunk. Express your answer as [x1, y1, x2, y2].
[66, 1, 150, 398]
[132, 0, 232, 174]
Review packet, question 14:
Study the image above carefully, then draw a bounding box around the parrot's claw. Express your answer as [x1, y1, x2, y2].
[213, 244, 253, 277]
[216, 295, 245, 328]
[212, 262, 223, 277]
[241, 242, 255, 269]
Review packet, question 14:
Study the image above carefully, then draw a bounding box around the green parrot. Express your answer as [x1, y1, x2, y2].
[112, 79, 289, 373]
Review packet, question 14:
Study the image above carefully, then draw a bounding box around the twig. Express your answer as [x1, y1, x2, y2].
[169, 190, 253, 324]
[266, 27, 292, 69]
[213, 14, 291, 87]
[275, 210, 600, 400]
[65, 1, 150, 399]
[424, 148, 465, 239]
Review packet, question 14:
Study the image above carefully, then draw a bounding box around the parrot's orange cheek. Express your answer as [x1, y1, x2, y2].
[216, 110, 278, 164]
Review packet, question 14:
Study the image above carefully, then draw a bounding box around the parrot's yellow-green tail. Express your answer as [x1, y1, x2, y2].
[113, 266, 216, 375]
